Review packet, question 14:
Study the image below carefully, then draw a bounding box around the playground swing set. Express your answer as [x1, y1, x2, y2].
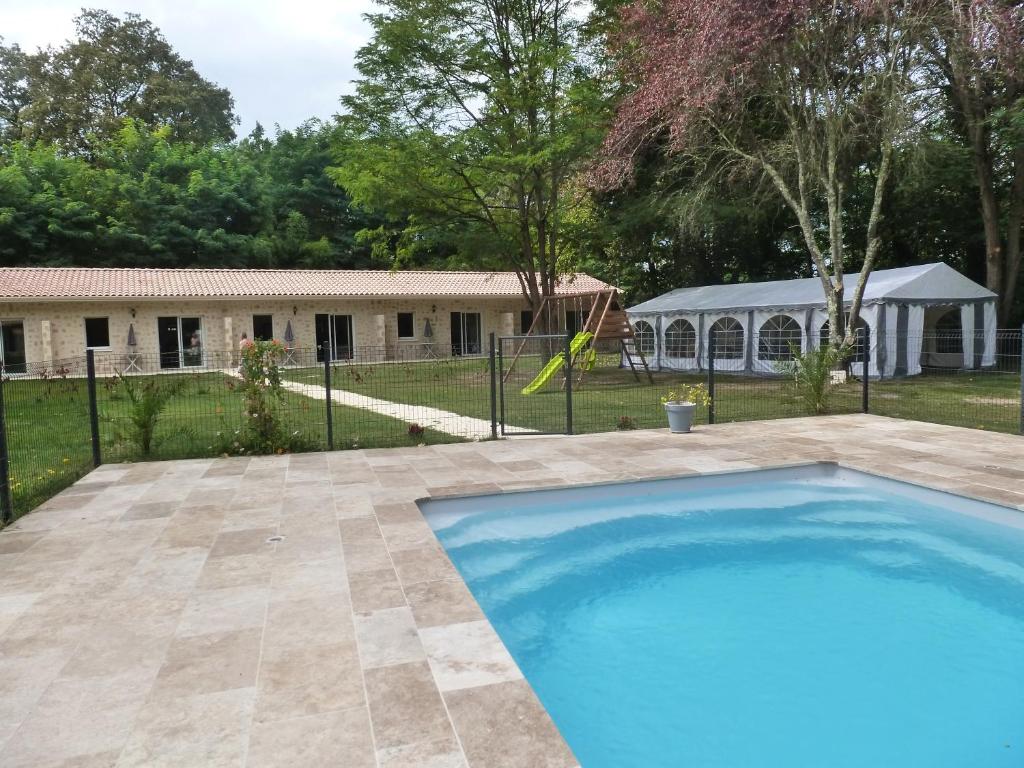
[503, 288, 654, 395]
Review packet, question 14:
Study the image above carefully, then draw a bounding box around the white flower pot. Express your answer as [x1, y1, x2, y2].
[663, 402, 696, 433]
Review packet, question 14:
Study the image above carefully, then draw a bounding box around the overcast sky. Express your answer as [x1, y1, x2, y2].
[0, 0, 377, 136]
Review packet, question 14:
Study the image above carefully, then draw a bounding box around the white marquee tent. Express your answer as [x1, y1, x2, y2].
[627, 263, 997, 377]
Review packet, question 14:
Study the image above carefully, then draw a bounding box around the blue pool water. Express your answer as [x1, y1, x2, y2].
[421, 466, 1024, 767]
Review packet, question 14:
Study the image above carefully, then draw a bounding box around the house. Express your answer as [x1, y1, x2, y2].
[627, 263, 998, 377]
[0, 268, 611, 374]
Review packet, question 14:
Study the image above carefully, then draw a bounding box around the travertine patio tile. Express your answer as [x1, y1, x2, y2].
[262, 593, 354, 652]
[208, 527, 279, 558]
[404, 578, 484, 629]
[348, 567, 407, 613]
[378, 736, 468, 768]
[196, 553, 273, 590]
[373, 501, 424, 525]
[381, 520, 438, 552]
[444, 679, 579, 768]
[246, 706, 376, 768]
[3, 670, 151, 768]
[152, 628, 262, 699]
[420, 620, 522, 692]
[364, 661, 456, 751]
[268, 555, 348, 598]
[176, 586, 268, 637]
[2, 416, 1022, 767]
[254, 641, 364, 723]
[354, 606, 426, 669]
[391, 545, 459, 586]
[117, 687, 256, 768]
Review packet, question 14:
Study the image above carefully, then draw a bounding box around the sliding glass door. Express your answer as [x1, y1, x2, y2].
[315, 314, 354, 361]
[158, 317, 204, 369]
[450, 312, 482, 356]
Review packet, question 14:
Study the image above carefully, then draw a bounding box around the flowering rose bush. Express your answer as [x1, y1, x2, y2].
[215, 339, 315, 455]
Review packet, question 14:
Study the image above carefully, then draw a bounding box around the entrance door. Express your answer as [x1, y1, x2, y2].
[451, 312, 482, 356]
[0, 321, 26, 374]
[314, 314, 354, 361]
[158, 317, 203, 369]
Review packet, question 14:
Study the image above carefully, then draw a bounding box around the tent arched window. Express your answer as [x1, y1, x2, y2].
[709, 317, 744, 359]
[820, 317, 870, 363]
[664, 319, 697, 359]
[934, 310, 962, 354]
[758, 315, 803, 361]
[632, 320, 656, 356]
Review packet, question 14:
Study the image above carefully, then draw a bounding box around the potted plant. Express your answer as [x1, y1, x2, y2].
[661, 383, 711, 433]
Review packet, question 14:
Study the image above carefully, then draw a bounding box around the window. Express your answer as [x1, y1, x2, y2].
[0, 321, 26, 374]
[664, 319, 696, 359]
[84, 317, 110, 349]
[758, 315, 802, 361]
[820, 318, 869, 362]
[934, 310, 962, 354]
[709, 317, 744, 359]
[252, 314, 274, 341]
[520, 310, 534, 334]
[632, 320, 655, 356]
[397, 312, 415, 339]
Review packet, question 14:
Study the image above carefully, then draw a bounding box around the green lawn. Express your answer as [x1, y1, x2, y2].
[2, 359, 1018, 522]
[2, 371, 463, 520]
[284, 354, 1021, 435]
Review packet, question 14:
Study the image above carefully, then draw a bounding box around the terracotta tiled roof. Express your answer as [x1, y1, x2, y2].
[0, 268, 613, 300]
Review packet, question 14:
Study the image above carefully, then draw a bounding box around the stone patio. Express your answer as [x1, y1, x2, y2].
[0, 414, 1022, 767]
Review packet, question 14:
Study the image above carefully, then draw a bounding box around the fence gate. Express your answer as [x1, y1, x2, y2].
[497, 334, 572, 436]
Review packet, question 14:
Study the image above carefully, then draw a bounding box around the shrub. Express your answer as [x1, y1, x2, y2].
[106, 373, 187, 457]
[227, 339, 318, 455]
[776, 344, 846, 415]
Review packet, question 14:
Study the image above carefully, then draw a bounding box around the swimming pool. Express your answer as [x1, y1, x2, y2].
[420, 464, 1024, 767]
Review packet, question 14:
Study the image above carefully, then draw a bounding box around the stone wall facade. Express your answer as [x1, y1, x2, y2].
[0, 296, 541, 373]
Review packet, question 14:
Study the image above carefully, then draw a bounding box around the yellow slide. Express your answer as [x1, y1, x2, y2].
[521, 332, 594, 395]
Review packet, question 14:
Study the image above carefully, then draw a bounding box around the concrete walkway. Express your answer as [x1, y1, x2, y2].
[279, 379, 525, 440]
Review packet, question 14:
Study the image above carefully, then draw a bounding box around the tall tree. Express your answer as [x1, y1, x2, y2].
[334, 0, 606, 312]
[19, 9, 236, 154]
[0, 39, 29, 143]
[928, 1, 1024, 322]
[598, 0, 930, 348]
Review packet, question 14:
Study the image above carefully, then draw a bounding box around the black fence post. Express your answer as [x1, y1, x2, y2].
[707, 330, 716, 425]
[323, 343, 334, 451]
[86, 349, 101, 467]
[1019, 325, 1023, 435]
[497, 343, 506, 437]
[564, 333, 573, 435]
[861, 327, 870, 414]
[488, 333, 498, 440]
[0, 373, 12, 524]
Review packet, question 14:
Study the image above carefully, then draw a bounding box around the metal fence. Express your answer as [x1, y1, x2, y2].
[1, 329, 1021, 523]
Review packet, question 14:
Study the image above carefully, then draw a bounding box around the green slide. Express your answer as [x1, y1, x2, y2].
[521, 332, 594, 395]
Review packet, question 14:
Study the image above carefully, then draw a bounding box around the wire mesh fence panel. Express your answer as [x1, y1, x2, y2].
[280, 345, 486, 446]
[569, 345, 691, 434]
[498, 335, 570, 435]
[4, 357, 93, 519]
[92, 349, 330, 463]
[868, 330, 1022, 434]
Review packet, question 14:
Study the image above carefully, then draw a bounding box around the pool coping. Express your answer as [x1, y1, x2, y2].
[1, 414, 1023, 766]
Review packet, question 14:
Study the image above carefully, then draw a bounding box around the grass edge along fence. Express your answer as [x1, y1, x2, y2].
[0, 328, 1021, 525]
